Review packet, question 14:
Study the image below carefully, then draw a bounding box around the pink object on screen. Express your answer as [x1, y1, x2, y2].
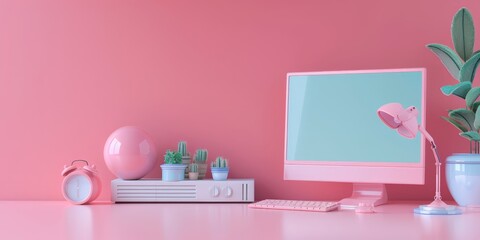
[104, 126, 158, 180]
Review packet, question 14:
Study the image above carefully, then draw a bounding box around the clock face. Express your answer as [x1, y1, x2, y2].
[64, 173, 92, 203]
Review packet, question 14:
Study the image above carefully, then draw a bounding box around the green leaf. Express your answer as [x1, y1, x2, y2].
[475, 108, 480, 130]
[442, 116, 469, 132]
[460, 131, 480, 141]
[473, 102, 480, 112]
[441, 81, 472, 98]
[452, 8, 475, 61]
[459, 52, 480, 83]
[427, 44, 464, 80]
[466, 87, 480, 109]
[449, 108, 475, 130]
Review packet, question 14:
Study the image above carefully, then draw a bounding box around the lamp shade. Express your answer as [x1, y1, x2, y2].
[377, 103, 418, 139]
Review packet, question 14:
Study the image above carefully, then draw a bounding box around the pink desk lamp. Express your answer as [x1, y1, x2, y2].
[377, 103, 462, 215]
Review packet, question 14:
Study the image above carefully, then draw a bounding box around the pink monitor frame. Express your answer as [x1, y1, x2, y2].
[284, 68, 426, 208]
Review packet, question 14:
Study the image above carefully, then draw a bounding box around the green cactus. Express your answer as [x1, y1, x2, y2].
[189, 163, 198, 173]
[194, 149, 208, 163]
[211, 157, 228, 168]
[164, 150, 182, 164]
[427, 7, 480, 153]
[177, 141, 190, 157]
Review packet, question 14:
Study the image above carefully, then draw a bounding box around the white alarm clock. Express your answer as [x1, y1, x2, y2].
[61, 160, 102, 204]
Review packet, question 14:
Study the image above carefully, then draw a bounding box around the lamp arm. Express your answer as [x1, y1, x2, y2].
[418, 126, 435, 147]
[418, 125, 442, 201]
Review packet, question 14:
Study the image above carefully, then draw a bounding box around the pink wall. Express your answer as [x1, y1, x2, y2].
[1, 0, 479, 201]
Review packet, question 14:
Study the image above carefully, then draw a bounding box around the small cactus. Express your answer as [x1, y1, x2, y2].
[164, 150, 182, 164]
[211, 157, 228, 168]
[189, 163, 198, 173]
[177, 141, 189, 157]
[194, 149, 208, 163]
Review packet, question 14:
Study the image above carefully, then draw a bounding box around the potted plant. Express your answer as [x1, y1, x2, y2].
[427, 7, 480, 206]
[211, 157, 229, 181]
[194, 149, 208, 179]
[161, 150, 187, 181]
[188, 163, 199, 180]
[178, 141, 191, 178]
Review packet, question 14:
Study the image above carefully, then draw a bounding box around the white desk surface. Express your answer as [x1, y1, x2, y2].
[0, 201, 478, 240]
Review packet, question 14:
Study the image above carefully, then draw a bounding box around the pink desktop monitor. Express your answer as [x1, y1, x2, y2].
[284, 68, 426, 207]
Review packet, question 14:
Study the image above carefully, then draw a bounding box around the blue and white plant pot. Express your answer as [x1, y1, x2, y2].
[446, 154, 480, 207]
[211, 167, 229, 181]
[161, 164, 187, 182]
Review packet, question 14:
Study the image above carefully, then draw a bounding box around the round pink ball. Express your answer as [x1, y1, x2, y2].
[104, 126, 158, 180]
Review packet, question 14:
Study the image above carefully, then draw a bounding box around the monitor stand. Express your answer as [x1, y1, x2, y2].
[339, 183, 388, 209]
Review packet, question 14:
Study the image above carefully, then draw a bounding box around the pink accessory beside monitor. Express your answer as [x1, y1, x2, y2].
[378, 103, 462, 215]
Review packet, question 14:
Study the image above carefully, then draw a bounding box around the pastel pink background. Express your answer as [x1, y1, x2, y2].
[1, 0, 479, 201]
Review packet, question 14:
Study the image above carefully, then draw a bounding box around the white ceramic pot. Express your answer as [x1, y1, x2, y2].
[161, 164, 187, 182]
[446, 153, 480, 207]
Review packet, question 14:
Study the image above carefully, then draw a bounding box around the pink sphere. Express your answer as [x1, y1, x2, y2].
[104, 126, 158, 180]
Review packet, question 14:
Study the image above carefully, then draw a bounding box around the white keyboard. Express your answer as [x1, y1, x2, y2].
[248, 199, 340, 212]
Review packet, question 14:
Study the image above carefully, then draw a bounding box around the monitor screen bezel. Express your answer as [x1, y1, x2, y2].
[284, 68, 426, 185]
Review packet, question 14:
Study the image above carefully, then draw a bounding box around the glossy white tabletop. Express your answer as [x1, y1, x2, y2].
[0, 201, 478, 240]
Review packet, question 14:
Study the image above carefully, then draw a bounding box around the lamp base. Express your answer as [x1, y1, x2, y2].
[414, 199, 462, 215]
